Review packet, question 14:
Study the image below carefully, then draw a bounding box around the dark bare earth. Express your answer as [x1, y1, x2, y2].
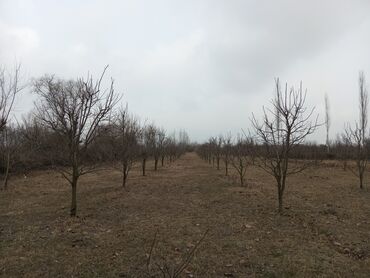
[1, 153, 370, 277]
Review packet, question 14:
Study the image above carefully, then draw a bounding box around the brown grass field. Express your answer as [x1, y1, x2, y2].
[1, 152, 370, 277]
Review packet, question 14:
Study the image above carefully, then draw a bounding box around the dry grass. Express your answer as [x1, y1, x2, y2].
[1, 152, 370, 277]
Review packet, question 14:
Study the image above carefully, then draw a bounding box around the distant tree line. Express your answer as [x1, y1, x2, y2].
[0, 64, 190, 216]
[1, 62, 368, 216]
[197, 72, 369, 213]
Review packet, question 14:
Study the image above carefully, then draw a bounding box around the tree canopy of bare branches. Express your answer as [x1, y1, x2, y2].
[0, 64, 24, 131]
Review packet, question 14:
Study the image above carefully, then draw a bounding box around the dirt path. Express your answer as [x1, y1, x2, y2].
[1, 152, 370, 277]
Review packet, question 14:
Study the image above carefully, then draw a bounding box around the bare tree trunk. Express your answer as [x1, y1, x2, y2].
[278, 189, 283, 213]
[216, 156, 220, 170]
[142, 158, 146, 176]
[277, 177, 286, 214]
[225, 160, 228, 176]
[154, 158, 158, 171]
[2, 152, 10, 190]
[161, 155, 165, 167]
[240, 159, 245, 186]
[70, 173, 78, 217]
[359, 169, 364, 189]
[122, 163, 128, 187]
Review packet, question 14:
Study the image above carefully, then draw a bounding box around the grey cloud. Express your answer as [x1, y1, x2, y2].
[1, 0, 370, 142]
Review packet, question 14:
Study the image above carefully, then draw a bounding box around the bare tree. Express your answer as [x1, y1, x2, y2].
[140, 124, 155, 176]
[34, 66, 119, 216]
[325, 93, 330, 153]
[153, 127, 166, 171]
[222, 133, 232, 176]
[230, 135, 252, 186]
[344, 71, 368, 189]
[208, 137, 217, 167]
[161, 136, 170, 166]
[251, 78, 319, 213]
[113, 106, 141, 187]
[165, 134, 180, 163]
[157, 128, 167, 167]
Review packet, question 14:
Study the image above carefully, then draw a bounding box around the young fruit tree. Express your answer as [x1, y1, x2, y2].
[34, 67, 119, 216]
[251, 78, 319, 213]
[153, 127, 166, 171]
[113, 106, 141, 187]
[222, 133, 232, 176]
[140, 124, 155, 176]
[344, 71, 368, 189]
[156, 128, 167, 168]
[230, 135, 253, 186]
[208, 137, 217, 167]
[161, 136, 171, 166]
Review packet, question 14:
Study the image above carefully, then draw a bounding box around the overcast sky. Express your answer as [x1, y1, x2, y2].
[1, 0, 370, 143]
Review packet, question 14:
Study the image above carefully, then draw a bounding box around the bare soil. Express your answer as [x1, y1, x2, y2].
[1, 152, 370, 277]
